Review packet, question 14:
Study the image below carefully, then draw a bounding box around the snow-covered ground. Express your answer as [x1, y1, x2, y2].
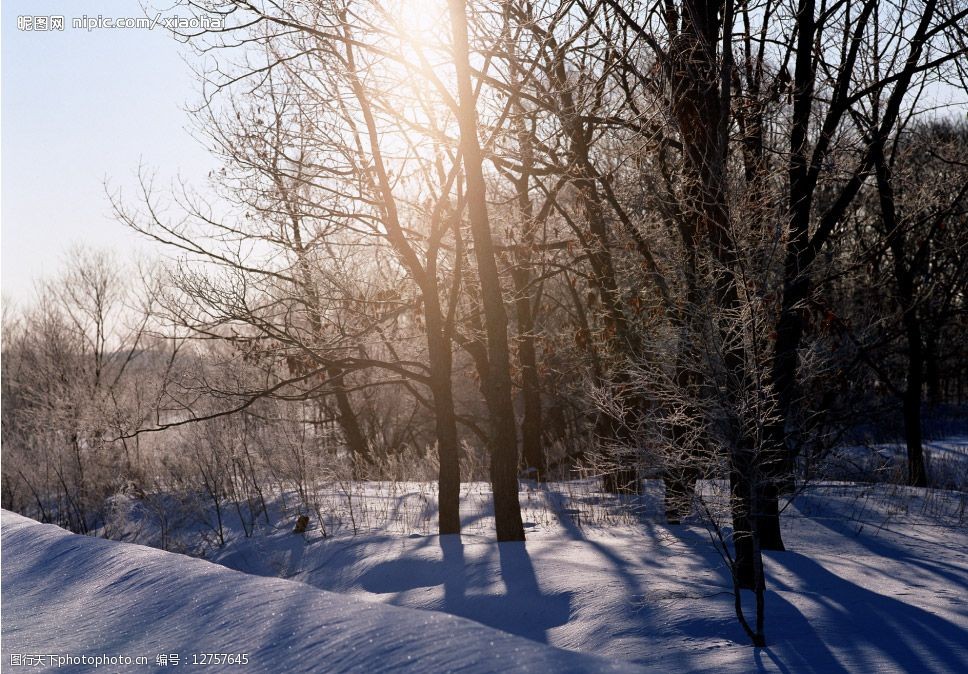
[3, 478, 967, 673]
[825, 435, 968, 490]
[0, 510, 641, 673]
[203, 482, 968, 673]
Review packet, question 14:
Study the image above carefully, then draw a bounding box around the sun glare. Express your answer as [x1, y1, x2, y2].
[390, 0, 449, 49]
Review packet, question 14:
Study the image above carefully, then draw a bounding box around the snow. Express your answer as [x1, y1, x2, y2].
[206, 481, 968, 673]
[0, 510, 642, 673]
[826, 435, 968, 490]
[3, 479, 968, 673]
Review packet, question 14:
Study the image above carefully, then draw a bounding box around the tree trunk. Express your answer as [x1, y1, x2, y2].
[448, 0, 524, 542]
[673, 0, 768, 575]
[280, 183, 373, 475]
[664, 327, 703, 523]
[924, 333, 942, 407]
[508, 104, 546, 481]
[327, 366, 374, 474]
[339, 18, 464, 534]
[903, 349, 927, 487]
[755, 483, 785, 550]
[875, 139, 928, 488]
[512, 266, 546, 480]
[525, 21, 643, 491]
[426, 324, 462, 535]
[757, 0, 822, 551]
[730, 465, 757, 590]
[897, 274, 928, 488]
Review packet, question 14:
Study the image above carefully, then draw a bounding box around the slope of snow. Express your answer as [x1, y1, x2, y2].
[0, 510, 643, 673]
[826, 435, 968, 489]
[5, 479, 968, 673]
[205, 482, 968, 673]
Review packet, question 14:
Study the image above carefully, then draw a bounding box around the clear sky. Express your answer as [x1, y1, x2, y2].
[1, 0, 215, 304]
[3, 2, 965, 307]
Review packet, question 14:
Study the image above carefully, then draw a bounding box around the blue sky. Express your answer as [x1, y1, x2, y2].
[3, 2, 965, 306]
[1, 0, 215, 303]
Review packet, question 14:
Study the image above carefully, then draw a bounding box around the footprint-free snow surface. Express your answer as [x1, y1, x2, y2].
[204, 482, 968, 674]
[3, 481, 968, 673]
[0, 510, 641, 673]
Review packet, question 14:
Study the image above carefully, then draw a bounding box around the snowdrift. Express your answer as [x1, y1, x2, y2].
[0, 510, 642, 673]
